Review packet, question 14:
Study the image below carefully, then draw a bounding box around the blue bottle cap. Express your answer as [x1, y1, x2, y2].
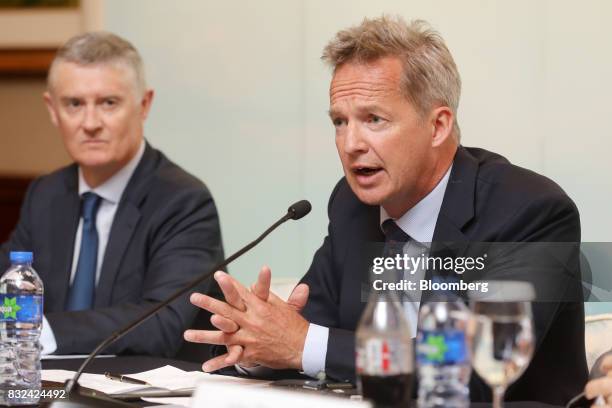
[9, 251, 33, 263]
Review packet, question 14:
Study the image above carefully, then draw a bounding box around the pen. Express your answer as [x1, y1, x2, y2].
[104, 372, 151, 386]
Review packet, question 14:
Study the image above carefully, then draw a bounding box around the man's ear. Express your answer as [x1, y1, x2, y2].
[140, 89, 155, 120]
[43, 91, 59, 127]
[430, 106, 454, 147]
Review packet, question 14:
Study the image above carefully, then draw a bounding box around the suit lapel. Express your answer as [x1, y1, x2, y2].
[48, 166, 80, 312]
[95, 203, 141, 307]
[432, 146, 478, 252]
[346, 202, 384, 326]
[421, 146, 479, 289]
[94, 143, 158, 307]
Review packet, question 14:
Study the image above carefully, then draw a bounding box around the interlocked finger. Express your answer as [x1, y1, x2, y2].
[211, 314, 239, 333]
[190, 292, 244, 324]
[215, 271, 246, 312]
[217, 272, 261, 309]
[586, 377, 612, 400]
[183, 329, 235, 345]
[225, 344, 243, 365]
[251, 266, 271, 301]
[202, 350, 236, 373]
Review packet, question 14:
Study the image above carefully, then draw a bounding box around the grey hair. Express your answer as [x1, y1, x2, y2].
[322, 16, 461, 140]
[47, 31, 146, 96]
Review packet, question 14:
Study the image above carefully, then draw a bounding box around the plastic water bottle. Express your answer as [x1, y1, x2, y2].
[0, 251, 43, 406]
[416, 290, 471, 408]
[356, 290, 414, 408]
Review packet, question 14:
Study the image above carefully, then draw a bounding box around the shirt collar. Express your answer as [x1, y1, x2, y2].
[380, 164, 452, 243]
[78, 140, 145, 204]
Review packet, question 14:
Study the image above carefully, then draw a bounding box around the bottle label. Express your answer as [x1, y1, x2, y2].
[416, 330, 467, 365]
[356, 338, 412, 376]
[0, 294, 43, 323]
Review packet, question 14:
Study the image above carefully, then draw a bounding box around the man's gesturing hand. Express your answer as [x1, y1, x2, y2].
[204, 266, 272, 370]
[585, 354, 612, 407]
[184, 267, 310, 372]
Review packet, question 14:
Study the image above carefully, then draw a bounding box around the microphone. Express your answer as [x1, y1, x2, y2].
[287, 200, 311, 220]
[50, 200, 311, 408]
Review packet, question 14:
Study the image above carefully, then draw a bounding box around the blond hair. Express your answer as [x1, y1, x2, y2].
[48, 31, 146, 95]
[322, 16, 461, 138]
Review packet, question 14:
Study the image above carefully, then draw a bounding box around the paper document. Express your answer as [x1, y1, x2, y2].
[42, 370, 149, 394]
[42, 365, 270, 397]
[128, 365, 269, 391]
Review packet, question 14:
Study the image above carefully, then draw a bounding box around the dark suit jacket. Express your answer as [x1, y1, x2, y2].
[0, 143, 224, 357]
[300, 146, 588, 405]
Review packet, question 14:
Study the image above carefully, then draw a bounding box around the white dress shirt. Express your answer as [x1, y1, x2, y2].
[40, 141, 145, 354]
[301, 165, 453, 378]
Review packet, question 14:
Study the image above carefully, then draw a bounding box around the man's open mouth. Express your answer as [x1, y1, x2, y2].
[354, 167, 382, 176]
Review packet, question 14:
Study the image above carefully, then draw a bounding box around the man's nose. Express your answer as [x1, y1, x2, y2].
[342, 122, 368, 155]
[82, 105, 102, 133]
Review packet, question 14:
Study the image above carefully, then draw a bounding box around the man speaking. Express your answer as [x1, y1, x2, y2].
[185, 16, 587, 404]
[0, 32, 224, 357]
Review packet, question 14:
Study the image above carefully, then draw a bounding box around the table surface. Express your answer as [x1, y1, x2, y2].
[41, 356, 564, 408]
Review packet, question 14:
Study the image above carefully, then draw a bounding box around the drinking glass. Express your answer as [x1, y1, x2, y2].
[469, 282, 535, 408]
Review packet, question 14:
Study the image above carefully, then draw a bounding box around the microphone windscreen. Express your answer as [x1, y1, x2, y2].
[287, 200, 312, 220]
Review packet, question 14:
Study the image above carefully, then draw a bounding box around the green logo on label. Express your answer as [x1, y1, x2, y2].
[425, 335, 448, 362]
[1, 297, 21, 319]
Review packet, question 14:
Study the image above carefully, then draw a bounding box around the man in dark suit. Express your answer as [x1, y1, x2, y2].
[0, 32, 224, 357]
[184, 16, 587, 404]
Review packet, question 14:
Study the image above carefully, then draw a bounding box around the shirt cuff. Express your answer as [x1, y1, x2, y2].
[40, 315, 57, 355]
[301, 323, 329, 379]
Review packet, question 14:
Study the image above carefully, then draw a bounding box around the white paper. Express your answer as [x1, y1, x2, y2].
[41, 370, 146, 394]
[128, 365, 269, 391]
[42, 365, 270, 396]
